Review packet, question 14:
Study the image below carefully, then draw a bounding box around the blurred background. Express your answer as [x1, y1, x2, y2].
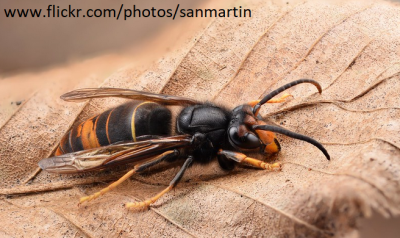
[0, 0, 209, 124]
[1, 1, 399, 237]
[0, 0, 205, 75]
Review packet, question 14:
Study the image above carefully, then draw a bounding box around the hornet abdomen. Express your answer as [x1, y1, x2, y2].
[55, 101, 172, 155]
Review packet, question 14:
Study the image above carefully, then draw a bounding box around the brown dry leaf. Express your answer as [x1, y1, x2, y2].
[1, 0, 400, 237]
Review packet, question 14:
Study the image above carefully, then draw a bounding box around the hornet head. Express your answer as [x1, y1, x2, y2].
[226, 79, 330, 160]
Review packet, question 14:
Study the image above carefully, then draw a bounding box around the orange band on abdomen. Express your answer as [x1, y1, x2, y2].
[80, 116, 100, 149]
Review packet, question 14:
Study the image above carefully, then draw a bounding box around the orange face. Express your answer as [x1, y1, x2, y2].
[254, 121, 280, 154]
[238, 105, 281, 154]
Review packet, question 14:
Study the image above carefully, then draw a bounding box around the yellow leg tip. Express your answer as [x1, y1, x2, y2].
[125, 200, 151, 209]
[262, 162, 282, 171]
[267, 93, 293, 103]
[79, 196, 90, 204]
[78, 191, 103, 205]
[272, 162, 282, 171]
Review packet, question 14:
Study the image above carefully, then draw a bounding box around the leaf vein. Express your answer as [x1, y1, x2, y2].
[202, 182, 333, 236]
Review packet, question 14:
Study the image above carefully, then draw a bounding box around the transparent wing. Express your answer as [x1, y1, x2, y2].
[39, 135, 192, 174]
[61, 88, 200, 105]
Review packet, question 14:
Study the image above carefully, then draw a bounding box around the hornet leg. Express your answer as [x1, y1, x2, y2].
[218, 149, 281, 171]
[247, 93, 292, 116]
[125, 155, 193, 209]
[247, 93, 292, 107]
[79, 150, 178, 205]
[265, 93, 292, 103]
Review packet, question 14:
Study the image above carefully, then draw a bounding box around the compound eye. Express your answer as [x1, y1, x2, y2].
[228, 126, 261, 149]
